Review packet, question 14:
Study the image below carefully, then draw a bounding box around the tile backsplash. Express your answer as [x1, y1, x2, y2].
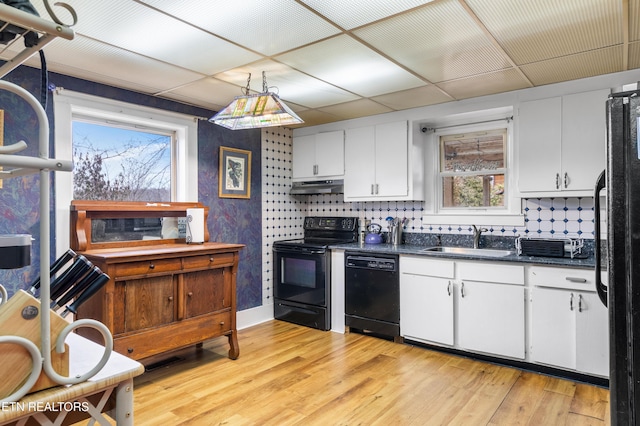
[304, 195, 595, 239]
[261, 128, 596, 307]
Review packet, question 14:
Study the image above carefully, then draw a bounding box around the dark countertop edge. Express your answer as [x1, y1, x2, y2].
[329, 243, 596, 269]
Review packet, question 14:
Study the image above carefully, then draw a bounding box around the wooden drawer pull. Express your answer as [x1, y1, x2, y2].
[127, 348, 134, 354]
[149, 263, 155, 270]
[220, 321, 225, 326]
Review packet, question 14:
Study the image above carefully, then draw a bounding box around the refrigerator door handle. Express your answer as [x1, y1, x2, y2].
[594, 169, 608, 307]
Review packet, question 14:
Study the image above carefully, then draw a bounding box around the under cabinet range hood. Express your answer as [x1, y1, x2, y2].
[290, 180, 344, 195]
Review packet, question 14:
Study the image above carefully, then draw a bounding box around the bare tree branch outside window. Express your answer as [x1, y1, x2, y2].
[72, 121, 172, 201]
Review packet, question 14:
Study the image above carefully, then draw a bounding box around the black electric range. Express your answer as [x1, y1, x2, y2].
[273, 216, 358, 330]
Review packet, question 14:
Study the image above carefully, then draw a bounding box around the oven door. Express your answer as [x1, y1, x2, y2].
[273, 246, 328, 307]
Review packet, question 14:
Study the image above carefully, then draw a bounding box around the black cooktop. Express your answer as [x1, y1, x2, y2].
[273, 216, 359, 250]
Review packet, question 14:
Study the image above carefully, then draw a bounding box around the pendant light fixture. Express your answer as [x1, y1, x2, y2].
[209, 71, 304, 130]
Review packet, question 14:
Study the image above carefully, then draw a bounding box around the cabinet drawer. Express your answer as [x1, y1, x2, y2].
[113, 311, 232, 360]
[182, 252, 235, 270]
[212, 310, 232, 333]
[114, 258, 181, 278]
[528, 265, 595, 290]
[458, 261, 524, 285]
[400, 255, 454, 278]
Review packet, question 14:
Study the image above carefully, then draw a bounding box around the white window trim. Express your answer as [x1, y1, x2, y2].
[53, 89, 199, 256]
[422, 115, 524, 227]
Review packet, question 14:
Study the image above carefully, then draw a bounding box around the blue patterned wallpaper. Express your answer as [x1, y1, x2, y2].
[0, 67, 263, 310]
[0, 70, 48, 296]
[197, 124, 262, 310]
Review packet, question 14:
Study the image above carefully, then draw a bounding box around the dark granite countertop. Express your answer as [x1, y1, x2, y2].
[329, 242, 596, 269]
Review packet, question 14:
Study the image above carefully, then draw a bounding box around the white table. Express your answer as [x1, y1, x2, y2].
[0, 333, 144, 425]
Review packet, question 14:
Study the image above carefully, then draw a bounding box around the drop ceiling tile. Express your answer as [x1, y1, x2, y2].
[632, 0, 640, 43]
[36, 36, 205, 94]
[300, 0, 434, 30]
[629, 41, 640, 70]
[293, 109, 342, 127]
[215, 60, 360, 109]
[520, 46, 624, 86]
[161, 77, 252, 112]
[32, 0, 262, 75]
[317, 98, 392, 120]
[275, 35, 425, 97]
[353, 0, 512, 83]
[466, 0, 623, 65]
[139, 0, 340, 56]
[437, 69, 531, 100]
[371, 85, 453, 110]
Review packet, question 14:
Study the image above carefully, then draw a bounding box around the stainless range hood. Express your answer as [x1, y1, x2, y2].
[290, 180, 344, 195]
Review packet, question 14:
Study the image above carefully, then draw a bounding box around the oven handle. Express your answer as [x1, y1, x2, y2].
[273, 246, 326, 255]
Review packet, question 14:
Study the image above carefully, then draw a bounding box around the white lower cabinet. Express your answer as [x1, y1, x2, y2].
[457, 281, 525, 359]
[400, 257, 454, 345]
[400, 257, 525, 359]
[398, 257, 607, 377]
[530, 284, 609, 377]
[529, 265, 609, 377]
[457, 262, 525, 359]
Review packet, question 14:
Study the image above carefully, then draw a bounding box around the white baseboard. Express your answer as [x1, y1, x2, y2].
[237, 304, 273, 330]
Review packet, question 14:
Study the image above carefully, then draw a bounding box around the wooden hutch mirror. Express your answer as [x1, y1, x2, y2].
[70, 200, 209, 251]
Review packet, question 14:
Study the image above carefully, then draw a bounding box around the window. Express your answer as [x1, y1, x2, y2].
[53, 89, 198, 255]
[439, 128, 506, 209]
[422, 111, 523, 226]
[72, 119, 173, 201]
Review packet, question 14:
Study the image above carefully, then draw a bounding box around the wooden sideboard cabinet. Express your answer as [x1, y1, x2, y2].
[69, 201, 244, 361]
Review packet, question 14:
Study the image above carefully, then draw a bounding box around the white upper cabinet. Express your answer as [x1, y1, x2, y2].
[518, 97, 562, 193]
[517, 89, 609, 196]
[561, 90, 608, 191]
[344, 120, 422, 201]
[292, 130, 344, 181]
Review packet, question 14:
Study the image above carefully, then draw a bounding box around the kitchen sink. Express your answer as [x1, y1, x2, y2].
[420, 246, 515, 257]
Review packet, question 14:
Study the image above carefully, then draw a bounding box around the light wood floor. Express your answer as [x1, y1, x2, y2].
[127, 320, 610, 425]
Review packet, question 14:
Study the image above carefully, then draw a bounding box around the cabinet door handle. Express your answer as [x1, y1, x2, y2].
[447, 281, 452, 296]
[375, 184, 379, 194]
[220, 321, 225, 326]
[565, 277, 587, 283]
[564, 172, 569, 188]
[371, 184, 374, 195]
[313, 164, 318, 175]
[569, 292, 574, 311]
[460, 282, 465, 298]
[555, 173, 560, 189]
[187, 292, 193, 297]
[578, 294, 583, 312]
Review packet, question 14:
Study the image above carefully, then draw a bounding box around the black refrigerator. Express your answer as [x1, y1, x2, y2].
[595, 89, 640, 425]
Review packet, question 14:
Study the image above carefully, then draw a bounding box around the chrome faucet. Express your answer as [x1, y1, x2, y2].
[472, 225, 488, 249]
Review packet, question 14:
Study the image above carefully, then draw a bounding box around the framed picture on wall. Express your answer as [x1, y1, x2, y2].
[219, 146, 251, 199]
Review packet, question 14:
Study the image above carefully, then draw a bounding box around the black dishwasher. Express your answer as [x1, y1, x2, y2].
[345, 252, 400, 339]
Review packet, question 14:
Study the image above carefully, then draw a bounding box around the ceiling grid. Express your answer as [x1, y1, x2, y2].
[1, 0, 636, 127]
